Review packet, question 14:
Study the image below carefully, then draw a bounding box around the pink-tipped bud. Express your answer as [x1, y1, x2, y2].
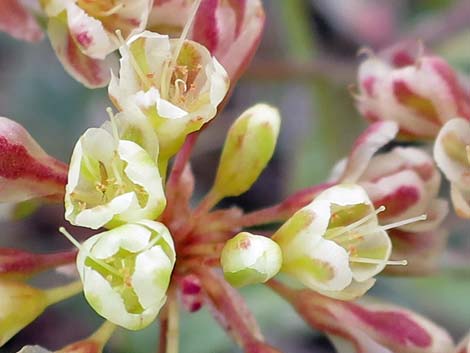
[356, 42, 470, 140]
[276, 284, 454, 353]
[0, 117, 68, 203]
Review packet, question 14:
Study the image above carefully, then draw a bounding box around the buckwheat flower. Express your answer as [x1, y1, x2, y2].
[147, 0, 265, 82]
[210, 104, 280, 201]
[72, 221, 175, 330]
[41, 0, 153, 87]
[356, 42, 470, 140]
[0, 117, 68, 203]
[434, 118, 470, 218]
[272, 184, 422, 300]
[333, 121, 449, 274]
[108, 28, 229, 164]
[220, 232, 282, 287]
[65, 125, 165, 229]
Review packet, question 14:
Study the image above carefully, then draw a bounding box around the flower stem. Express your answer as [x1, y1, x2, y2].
[44, 280, 83, 305]
[166, 288, 179, 353]
[91, 321, 116, 347]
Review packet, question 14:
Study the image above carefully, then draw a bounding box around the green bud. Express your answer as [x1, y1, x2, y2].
[213, 104, 280, 198]
[220, 232, 282, 287]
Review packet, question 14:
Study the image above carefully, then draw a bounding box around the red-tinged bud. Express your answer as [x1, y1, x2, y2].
[180, 274, 204, 313]
[356, 42, 470, 140]
[269, 281, 454, 353]
[0, 248, 77, 281]
[0, 0, 43, 42]
[455, 333, 470, 353]
[384, 228, 448, 276]
[0, 117, 68, 203]
[148, 0, 265, 82]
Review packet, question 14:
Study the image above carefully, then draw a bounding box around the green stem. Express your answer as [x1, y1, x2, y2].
[44, 280, 83, 305]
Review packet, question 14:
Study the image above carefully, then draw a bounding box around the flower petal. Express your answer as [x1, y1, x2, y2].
[48, 17, 112, 88]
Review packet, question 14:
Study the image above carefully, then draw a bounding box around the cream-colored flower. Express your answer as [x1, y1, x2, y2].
[76, 221, 175, 330]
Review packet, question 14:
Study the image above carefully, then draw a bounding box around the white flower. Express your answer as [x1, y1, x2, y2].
[76, 221, 175, 330]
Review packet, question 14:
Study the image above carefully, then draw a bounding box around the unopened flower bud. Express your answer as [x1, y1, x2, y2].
[76, 221, 176, 330]
[356, 42, 470, 140]
[456, 333, 470, 353]
[0, 280, 49, 347]
[221, 232, 282, 287]
[434, 118, 470, 218]
[0, 248, 76, 281]
[212, 104, 280, 199]
[65, 127, 166, 229]
[276, 284, 454, 353]
[0, 117, 67, 203]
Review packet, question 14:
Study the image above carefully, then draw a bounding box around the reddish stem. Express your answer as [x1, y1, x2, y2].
[239, 182, 334, 227]
[166, 132, 199, 191]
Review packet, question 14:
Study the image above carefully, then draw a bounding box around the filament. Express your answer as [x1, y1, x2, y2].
[115, 29, 153, 91]
[59, 227, 123, 279]
[349, 257, 407, 266]
[381, 214, 427, 231]
[328, 205, 385, 240]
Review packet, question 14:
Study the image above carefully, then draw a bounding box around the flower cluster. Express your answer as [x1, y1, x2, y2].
[0, 2, 469, 353]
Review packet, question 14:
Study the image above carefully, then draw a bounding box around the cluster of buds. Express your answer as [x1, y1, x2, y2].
[0, 2, 469, 353]
[355, 41, 470, 219]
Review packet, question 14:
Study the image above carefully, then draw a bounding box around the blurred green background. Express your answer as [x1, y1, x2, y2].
[1, 0, 470, 352]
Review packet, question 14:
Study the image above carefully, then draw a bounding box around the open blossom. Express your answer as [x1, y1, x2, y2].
[356, 42, 470, 140]
[76, 221, 175, 330]
[41, 0, 153, 87]
[272, 184, 393, 300]
[109, 31, 229, 164]
[148, 0, 265, 82]
[65, 124, 166, 229]
[434, 118, 470, 218]
[333, 121, 449, 274]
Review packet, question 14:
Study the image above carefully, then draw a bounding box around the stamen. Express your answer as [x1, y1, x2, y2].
[106, 107, 120, 141]
[349, 257, 408, 266]
[96, 3, 124, 17]
[162, 0, 202, 98]
[115, 30, 153, 91]
[328, 206, 385, 240]
[59, 227, 83, 250]
[59, 227, 124, 279]
[381, 214, 427, 231]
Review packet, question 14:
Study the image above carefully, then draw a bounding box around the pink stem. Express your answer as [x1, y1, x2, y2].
[166, 132, 199, 190]
[239, 182, 334, 227]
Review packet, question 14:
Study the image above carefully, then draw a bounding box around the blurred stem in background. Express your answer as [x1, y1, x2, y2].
[277, 0, 363, 190]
